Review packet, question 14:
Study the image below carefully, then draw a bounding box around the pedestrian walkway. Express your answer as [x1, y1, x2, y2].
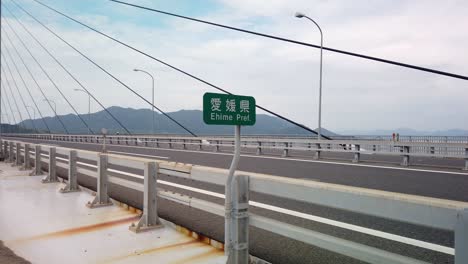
[0, 162, 226, 264]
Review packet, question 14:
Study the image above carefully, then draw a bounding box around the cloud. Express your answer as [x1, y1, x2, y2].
[1, 0, 467, 132]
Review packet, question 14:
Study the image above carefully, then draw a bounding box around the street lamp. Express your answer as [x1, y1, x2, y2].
[133, 68, 156, 135]
[295, 12, 324, 140]
[74, 89, 92, 134]
[43, 98, 57, 114]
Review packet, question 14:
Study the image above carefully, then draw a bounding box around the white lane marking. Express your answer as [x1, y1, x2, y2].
[157, 180, 454, 255]
[23, 149, 456, 254]
[13, 137, 468, 176]
[108, 150, 169, 160]
[103, 165, 454, 255]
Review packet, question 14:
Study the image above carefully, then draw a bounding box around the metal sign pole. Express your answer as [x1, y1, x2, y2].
[225, 124, 241, 257]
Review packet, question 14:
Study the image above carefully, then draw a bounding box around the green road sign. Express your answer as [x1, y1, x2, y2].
[203, 93, 256, 126]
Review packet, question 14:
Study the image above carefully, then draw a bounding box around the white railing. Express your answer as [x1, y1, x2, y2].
[2, 138, 468, 264]
[4, 133, 468, 170]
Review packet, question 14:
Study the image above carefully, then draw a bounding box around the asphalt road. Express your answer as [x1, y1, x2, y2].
[5, 136, 468, 264]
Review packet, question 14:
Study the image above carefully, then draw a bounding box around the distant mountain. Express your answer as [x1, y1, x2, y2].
[338, 128, 468, 136]
[16, 106, 322, 136]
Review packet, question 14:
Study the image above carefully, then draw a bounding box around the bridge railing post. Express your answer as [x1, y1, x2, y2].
[33, 145, 42, 175]
[256, 142, 262, 155]
[464, 148, 468, 171]
[15, 142, 21, 167]
[455, 209, 468, 264]
[282, 142, 289, 157]
[42, 147, 58, 183]
[60, 150, 80, 193]
[3, 140, 9, 162]
[23, 144, 31, 170]
[130, 161, 162, 233]
[401, 146, 410, 166]
[353, 144, 360, 163]
[228, 174, 250, 264]
[87, 154, 112, 208]
[314, 143, 321, 160]
[8, 141, 15, 163]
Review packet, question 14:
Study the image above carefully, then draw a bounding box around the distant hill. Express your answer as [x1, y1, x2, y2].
[16, 106, 320, 136]
[338, 128, 468, 136]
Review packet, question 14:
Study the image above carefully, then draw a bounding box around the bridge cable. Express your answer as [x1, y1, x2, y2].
[13, 0, 322, 138]
[2, 26, 93, 134]
[1, 45, 59, 134]
[2, 8, 131, 136]
[0, 47, 51, 134]
[0, 52, 37, 133]
[0, 80, 17, 125]
[0, 96, 13, 132]
[2, 43, 65, 134]
[0, 62, 27, 130]
[107, 0, 468, 82]
[0, 86, 20, 133]
[7, 1, 197, 137]
[0, 41, 51, 134]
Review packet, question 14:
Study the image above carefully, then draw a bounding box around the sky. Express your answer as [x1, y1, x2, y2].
[1, 0, 468, 132]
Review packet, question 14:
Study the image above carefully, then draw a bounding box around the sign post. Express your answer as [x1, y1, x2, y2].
[203, 92, 255, 261]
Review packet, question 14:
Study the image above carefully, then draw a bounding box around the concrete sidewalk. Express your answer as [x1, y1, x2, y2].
[0, 162, 226, 264]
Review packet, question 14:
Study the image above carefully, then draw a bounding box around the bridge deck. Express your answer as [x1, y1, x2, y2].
[0, 163, 226, 264]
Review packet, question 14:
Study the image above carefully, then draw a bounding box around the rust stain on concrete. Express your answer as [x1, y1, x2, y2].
[103, 239, 198, 263]
[15, 215, 139, 243]
[170, 247, 223, 264]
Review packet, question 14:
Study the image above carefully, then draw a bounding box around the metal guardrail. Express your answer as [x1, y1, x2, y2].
[4, 133, 468, 170]
[2, 138, 468, 263]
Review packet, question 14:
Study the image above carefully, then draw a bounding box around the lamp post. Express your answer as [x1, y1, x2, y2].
[133, 68, 155, 135]
[295, 12, 324, 140]
[74, 89, 91, 134]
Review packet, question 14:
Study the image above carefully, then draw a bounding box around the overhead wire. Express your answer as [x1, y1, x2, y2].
[108, 0, 468, 82]
[16, 0, 322, 137]
[0, 51, 37, 132]
[2, 6, 132, 135]
[7, 1, 197, 136]
[2, 25, 93, 134]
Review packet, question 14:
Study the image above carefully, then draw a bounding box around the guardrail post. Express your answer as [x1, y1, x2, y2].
[197, 140, 202, 151]
[353, 144, 360, 163]
[256, 142, 262, 155]
[60, 150, 80, 193]
[8, 141, 14, 162]
[15, 142, 21, 167]
[22, 144, 32, 170]
[130, 161, 162, 233]
[464, 148, 468, 171]
[401, 146, 410, 166]
[228, 174, 250, 264]
[155, 138, 159, 148]
[42, 147, 58, 183]
[145, 138, 148, 147]
[168, 139, 172, 148]
[282, 142, 289, 157]
[3, 140, 9, 161]
[213, 140, 219, 152]
[182, 139, 187, 150]
[455, 209, 468, 264]
[87, 154, 112, 208]
[33, 145, 42, 175]
[134, 137, 138, 146]
[314, 143, 321, 160]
